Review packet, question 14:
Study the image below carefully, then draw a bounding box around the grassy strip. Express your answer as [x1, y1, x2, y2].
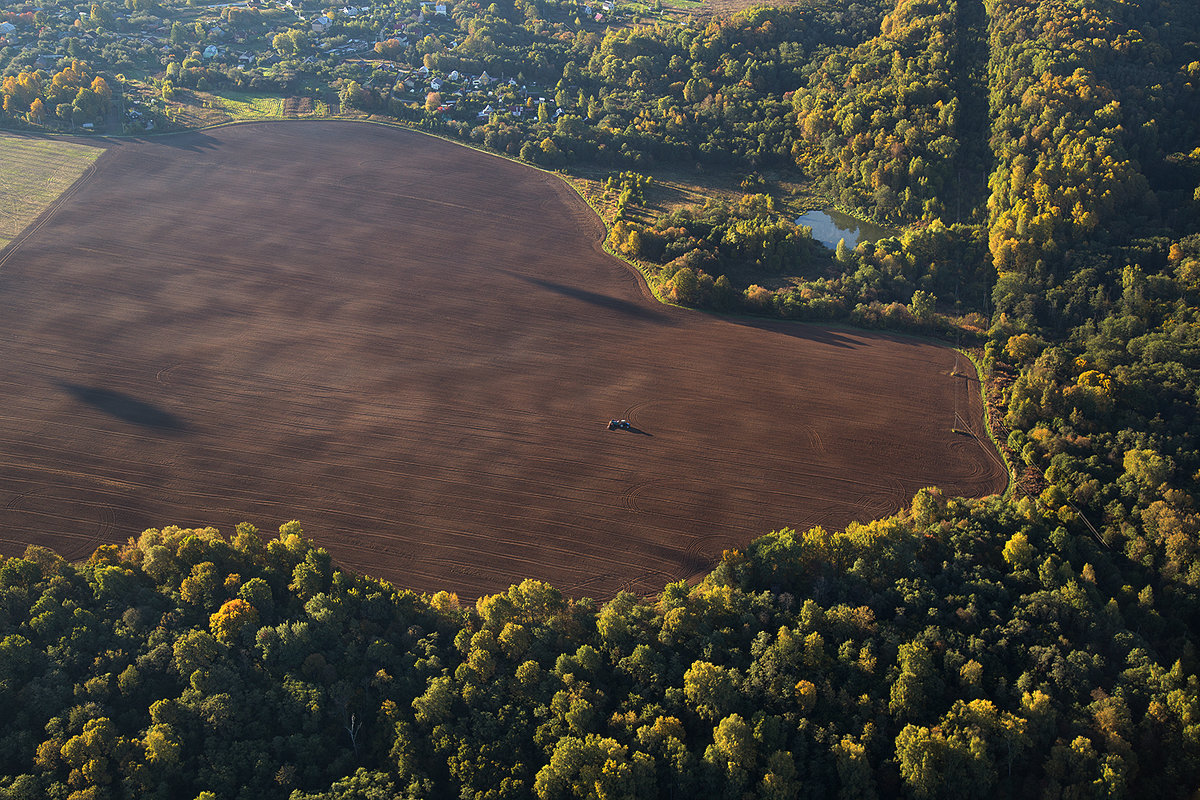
[0, 135, 103, 250]
[958, 347, 1016, 499]
[563, 174, 677, 305]
[207, 91, 286, 119]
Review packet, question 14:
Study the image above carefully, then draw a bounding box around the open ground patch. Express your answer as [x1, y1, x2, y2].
[0, 122, 1006, 598]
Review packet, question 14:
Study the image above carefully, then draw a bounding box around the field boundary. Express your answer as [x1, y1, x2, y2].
[956, 347, 1014, 499]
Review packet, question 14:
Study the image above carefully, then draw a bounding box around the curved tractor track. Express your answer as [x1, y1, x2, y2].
[0, 122, 1006, 598]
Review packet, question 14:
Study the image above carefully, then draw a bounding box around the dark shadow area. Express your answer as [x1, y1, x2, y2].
[3, 131, 109, 152]
[140, 131, 221, 153]
[57, 383, 189, 432]
[502, 270, 671, 324]
[730, 317, 864, 349]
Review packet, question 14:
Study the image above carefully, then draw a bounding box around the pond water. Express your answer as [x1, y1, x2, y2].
[795, 208, 894, 250]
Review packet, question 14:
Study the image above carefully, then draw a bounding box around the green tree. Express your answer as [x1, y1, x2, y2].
[534, 735, 654, 800]
[910, 289, 935, 322]
[683, 661, 740, 721]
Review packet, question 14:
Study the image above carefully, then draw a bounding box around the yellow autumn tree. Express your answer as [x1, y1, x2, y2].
[209, 597, 260, 644]
[27, 97, 46, 125]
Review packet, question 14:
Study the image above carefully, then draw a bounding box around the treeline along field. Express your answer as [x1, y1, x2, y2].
[0, 122, 1005, 599]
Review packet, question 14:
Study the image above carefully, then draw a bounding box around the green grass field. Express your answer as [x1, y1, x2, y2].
[206, 91, 285, 119]
[0, 136, 104, 251]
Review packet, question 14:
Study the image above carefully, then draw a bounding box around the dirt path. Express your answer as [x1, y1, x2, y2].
[0, 122, 1006, 598]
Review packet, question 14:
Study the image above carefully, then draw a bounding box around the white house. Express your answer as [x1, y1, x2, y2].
[0, 22, 18, 35]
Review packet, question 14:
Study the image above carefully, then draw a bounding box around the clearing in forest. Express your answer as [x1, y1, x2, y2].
[0, 122, 1006, 598]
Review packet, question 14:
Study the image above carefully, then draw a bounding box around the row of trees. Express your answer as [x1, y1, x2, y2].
[0, 61, 113, 127]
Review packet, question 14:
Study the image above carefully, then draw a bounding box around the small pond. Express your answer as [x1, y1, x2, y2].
[795, 208, 894, 250]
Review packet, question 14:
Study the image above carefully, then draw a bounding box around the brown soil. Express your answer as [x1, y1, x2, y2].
[0, 122, 1007, 599]
[282, 97, 315, 116]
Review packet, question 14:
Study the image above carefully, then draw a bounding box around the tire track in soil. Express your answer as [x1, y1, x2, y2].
[2, 487, 118, 561]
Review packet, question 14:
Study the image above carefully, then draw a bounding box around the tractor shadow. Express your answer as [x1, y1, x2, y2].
[610, 424, 653, 437]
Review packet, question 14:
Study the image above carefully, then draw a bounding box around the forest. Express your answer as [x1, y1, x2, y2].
[3, 0, 1200, 796]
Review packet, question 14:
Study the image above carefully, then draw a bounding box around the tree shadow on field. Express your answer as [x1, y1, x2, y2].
[57, 382, 189, 433]
[501, 270, 671, 324]
[134, 132, 221, 153]
[730, 318, 866, 349]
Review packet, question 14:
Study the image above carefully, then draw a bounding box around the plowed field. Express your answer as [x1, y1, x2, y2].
[0, 122, 1006, 598]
